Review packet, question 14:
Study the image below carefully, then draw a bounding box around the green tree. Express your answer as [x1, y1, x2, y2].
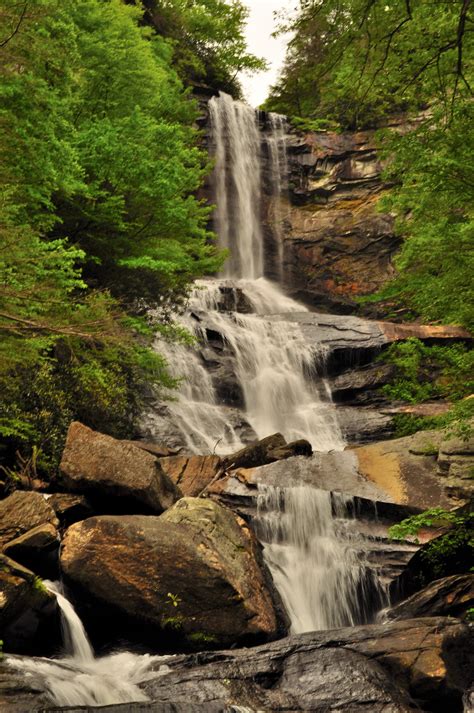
[0, 0, 229, 475]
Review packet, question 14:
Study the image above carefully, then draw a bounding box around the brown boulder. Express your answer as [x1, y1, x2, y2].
[59, 422, 181, 513]
[0, 491, 58, 549]
[221, 433, 287, 471]
[387, 575, 474, 621]
[0, 554, 59, 654]
[159, 454, 222, 497]
[61, 498, 283, 648]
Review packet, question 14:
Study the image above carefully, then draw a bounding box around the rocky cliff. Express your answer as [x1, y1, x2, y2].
[263, 121, 401, 314]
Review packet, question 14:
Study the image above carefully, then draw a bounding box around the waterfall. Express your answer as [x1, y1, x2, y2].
[7, 583, 168, 707]
[256, 486, 388, 633]
[143, 92, 344, 455]
[45, 580, 94, 663]
[266, 112, 289, 278]
[209, 91, 264, 279]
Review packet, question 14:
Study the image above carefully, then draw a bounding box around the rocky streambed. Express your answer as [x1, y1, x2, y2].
[1, 420, 473, 712]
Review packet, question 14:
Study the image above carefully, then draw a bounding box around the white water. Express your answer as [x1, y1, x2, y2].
[209, 91, 264, 279]
[266, 112, 289, 278]
[145, 92, 344, 455]
[256, 486, 388, 633]
[7, 581, 168, 707]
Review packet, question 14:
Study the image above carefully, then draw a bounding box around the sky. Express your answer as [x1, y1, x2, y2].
[240, 0, 294, 108]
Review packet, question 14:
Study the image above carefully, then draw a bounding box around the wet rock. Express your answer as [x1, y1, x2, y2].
[0, 555, 60, 655]
[3, 618, 471, 712]
[337, 406, 395, 444]
[0, 491, 58, 549]
[268, 438, 312, 460]
[221, 433, 287, 470]
[0, 664, 52, 713]
[59, 422, 181, 514]
[46, 493, 94, 528]
[61, 498, 284, 649]
[391, 528, 473, 604]
[387, 574, 474, 621]
[158, 454, 222, 497]
[139, 618, 473, 712]
[330, 362, 396, 404]
[3, 524, 59, 579]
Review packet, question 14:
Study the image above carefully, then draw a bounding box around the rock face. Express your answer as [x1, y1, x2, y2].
[354, 426, 474, 507]
[0, 491, 58, 549]
[61, 498, 284, 648]
[0, 555, 59, 655]
[387, 575, 474, 621]
[60, 422, 181, 513]
[159, 454, 222, 497]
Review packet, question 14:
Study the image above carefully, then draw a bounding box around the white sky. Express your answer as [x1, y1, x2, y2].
[240, 0, 294, 107]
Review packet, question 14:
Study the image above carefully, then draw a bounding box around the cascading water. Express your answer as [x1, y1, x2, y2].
[256, 487, 388, 634]
[143, 91, 344, 455]
[266, 112, 289, 279]
[7, 582, 168, 707]
[208, 91, 264, 279]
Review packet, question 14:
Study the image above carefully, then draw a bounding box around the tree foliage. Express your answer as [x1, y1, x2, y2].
[0, 0, 253, 475]
[141, 0, 266, 95]
[265, 0, 473, 332]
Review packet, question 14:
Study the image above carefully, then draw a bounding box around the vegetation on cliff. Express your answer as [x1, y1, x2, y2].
[0, 0, 256, 478]
[265, 0, 473, 330]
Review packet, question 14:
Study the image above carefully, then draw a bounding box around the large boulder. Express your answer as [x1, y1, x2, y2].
[158, 455, 222, 497]
[0, 555, 60, 655]
[61, 498, 284, 649]
[0, 491, 58, 549]
[387, 574, 474, 621]
[59, 422, 181, 513]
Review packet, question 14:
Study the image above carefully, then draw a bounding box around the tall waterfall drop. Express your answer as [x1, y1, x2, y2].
[143, 92, 344, 455]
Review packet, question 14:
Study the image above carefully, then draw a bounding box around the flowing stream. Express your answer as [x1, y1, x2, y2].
[7, 581, 168, 706]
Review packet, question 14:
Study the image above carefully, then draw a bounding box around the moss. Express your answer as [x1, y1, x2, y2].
[32, 576, 47, 594]
[162, 615, 184, 631]
[188, 632, 218, 644]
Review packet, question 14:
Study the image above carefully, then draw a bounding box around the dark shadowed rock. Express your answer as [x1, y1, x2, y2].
[268, 438, 312, 460]
[159, 455, 222, 496]
[46, 493, 94, 528]
[221, 433, 287, 471]
[0, 555, 60, 655]
[0, 491, 58, 549]
[3, 524, 59, 579]
[387, 575, 474, 621]
[59, 422, 181, 514]
[61, 498, 284, 649]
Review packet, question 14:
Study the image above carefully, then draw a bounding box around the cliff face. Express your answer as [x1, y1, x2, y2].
[269, 127, 401, 314]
